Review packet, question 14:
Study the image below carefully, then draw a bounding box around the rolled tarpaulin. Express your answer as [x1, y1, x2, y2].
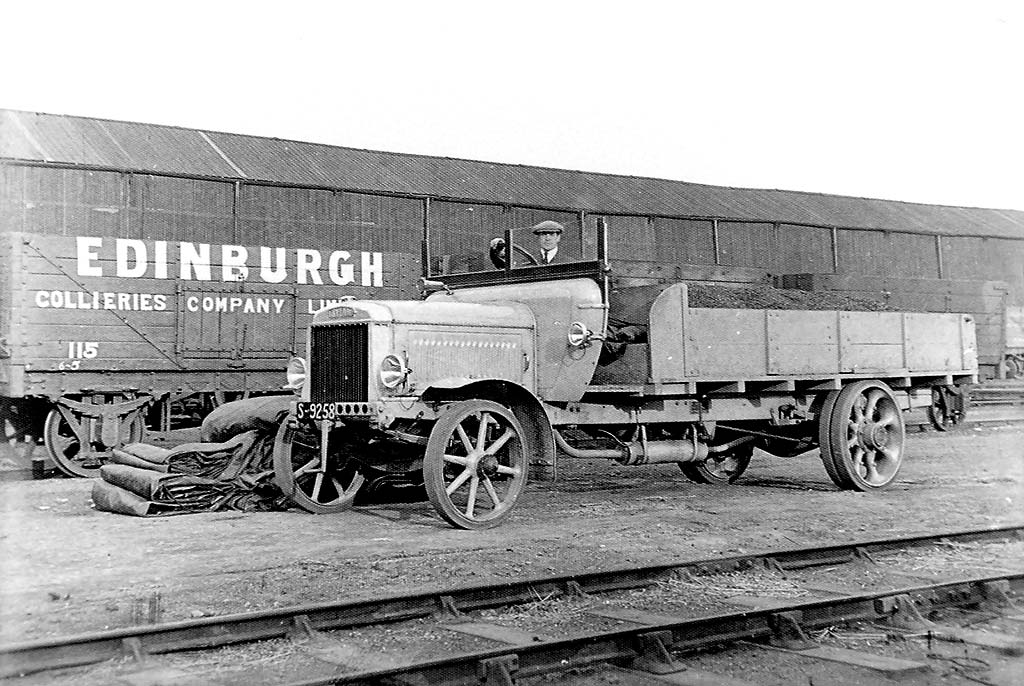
[200, 396, 293, 443]
[90, 479, 190, 517]
[109, 449, 169, 472]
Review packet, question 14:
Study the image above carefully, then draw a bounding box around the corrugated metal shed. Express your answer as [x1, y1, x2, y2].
[2, 108, 1022, 238]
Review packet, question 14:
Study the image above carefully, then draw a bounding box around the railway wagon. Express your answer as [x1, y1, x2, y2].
[1002, 305, 1024, 378]
[276, 220, 978, 528]
[0, 229, 419, 476]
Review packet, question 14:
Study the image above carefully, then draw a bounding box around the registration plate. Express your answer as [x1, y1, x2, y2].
[295, 402, 344, 421]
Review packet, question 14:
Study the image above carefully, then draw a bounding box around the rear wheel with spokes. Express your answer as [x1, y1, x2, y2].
[423, 400, 528, 529]
[820, 380, 905, 490]
[927, 386, 967, 432]
[680, 444, 754, 484]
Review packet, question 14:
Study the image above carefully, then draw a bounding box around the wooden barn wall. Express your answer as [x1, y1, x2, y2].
[428, 200, 505, 274]
[716, 221, 772, 268]
[773, 224, 833, 274]
[942, 236, 1024, 292]
[605, 215, 653, 261]
[4, 162, 1022, 301]
[837, 229, 939, 278]
[652, 218, 716, 266]
[1, 166, 125, 238]
[132, 175, 234, 243]
[238, 185, 423, 253]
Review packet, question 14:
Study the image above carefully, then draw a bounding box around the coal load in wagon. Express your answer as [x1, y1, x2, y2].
[599, 283, 891, 365]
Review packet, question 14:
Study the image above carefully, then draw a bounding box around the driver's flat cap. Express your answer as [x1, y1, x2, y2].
[532, 220, 564, 234]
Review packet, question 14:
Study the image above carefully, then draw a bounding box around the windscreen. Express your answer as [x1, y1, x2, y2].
[426, 203, 589, 277]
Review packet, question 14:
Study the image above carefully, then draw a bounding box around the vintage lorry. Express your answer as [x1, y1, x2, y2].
[277, 220, 978, 528]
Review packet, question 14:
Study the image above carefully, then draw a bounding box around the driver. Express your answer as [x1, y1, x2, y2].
[532, 220, 564, 264]
[488, 220, 566, 269]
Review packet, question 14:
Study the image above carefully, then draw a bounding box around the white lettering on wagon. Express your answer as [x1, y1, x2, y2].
[184, 296, 287, 314]
[75, 237, 384, 287]
[34, 290, 169, 311]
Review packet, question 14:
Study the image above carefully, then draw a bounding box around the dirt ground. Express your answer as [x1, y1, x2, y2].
[0, 423, 1021, 644]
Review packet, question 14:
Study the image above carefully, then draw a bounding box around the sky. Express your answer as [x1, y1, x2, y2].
[4, 0, 1023, 211]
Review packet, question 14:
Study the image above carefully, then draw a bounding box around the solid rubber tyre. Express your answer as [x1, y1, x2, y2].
[821, 380, 905, 491]
[680, 444, 754, 484]
[816, 389, 848, 488]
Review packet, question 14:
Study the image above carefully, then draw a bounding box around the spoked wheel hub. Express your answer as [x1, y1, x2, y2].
[865, 422, 891, 450]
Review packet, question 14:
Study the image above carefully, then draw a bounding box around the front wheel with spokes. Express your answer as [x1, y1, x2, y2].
[273, 416, 365, 514]
[423, 400, 528, 529]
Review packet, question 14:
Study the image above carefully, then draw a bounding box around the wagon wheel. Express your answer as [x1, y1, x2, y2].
[820, 380, 905, 491]
[680, 444, 754, 484]
[423, 400, 528, 529]
[44, 405, 146, 478]
[273, 416, 365, 514]
[927, 387, 966, 432]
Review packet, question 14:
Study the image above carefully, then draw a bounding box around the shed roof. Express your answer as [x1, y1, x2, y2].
[2, 108, 1022, 238]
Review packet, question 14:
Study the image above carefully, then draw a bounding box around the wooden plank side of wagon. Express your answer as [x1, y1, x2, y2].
[904, 312, 966, 372]
[647, 283, 976, 390]
[838, 311, 905, 373]
[766, 310, 839, 375]
[13, 235, 181, 375]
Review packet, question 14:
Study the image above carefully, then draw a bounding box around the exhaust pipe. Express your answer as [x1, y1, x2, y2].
[553, 427, 711, 465]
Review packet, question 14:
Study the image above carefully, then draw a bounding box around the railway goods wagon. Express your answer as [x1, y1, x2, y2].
[277, 220, 978, 528]
[0, 229, 419, 476]
[1002, 305, 1024, 378]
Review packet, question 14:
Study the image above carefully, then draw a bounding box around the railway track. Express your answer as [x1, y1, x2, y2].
[906, 388, 1024, 432]
[970, 385, 1024, 410]
[3, 525, 1022, 684]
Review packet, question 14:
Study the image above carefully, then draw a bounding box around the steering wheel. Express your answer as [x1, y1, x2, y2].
[489, 239, 539, 268]
[511, 243, 539, 266]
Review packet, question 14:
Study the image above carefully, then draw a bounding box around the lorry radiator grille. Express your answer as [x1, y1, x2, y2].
[310, 324, 368, 403]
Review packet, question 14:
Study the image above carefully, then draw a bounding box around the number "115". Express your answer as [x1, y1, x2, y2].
[68, 342, 99, 359]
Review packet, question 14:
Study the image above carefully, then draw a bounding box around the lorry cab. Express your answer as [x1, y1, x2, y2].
[421, 219, 611, 402]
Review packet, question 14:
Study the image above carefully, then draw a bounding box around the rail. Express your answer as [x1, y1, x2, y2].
[2, 524, 1021, 678]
